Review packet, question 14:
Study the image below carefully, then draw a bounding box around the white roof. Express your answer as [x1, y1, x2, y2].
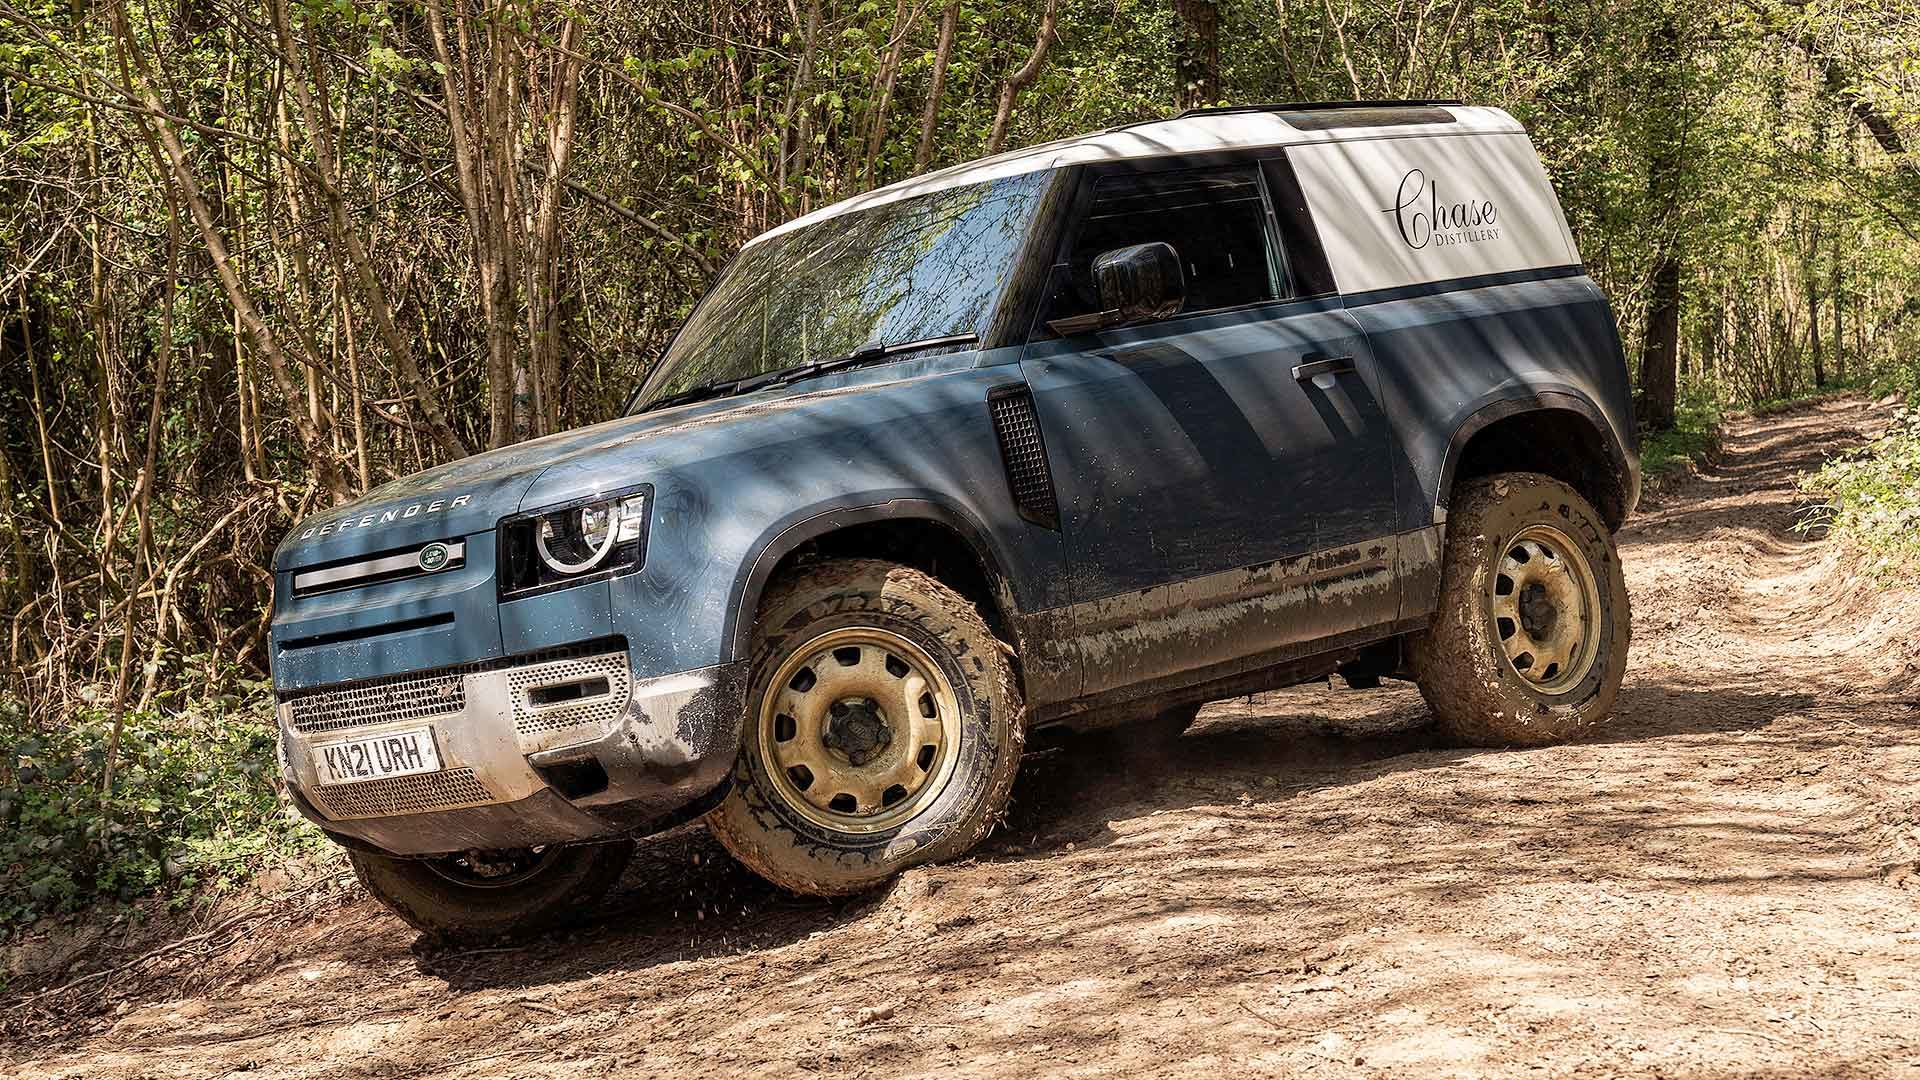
[748, 105, 1525, 247]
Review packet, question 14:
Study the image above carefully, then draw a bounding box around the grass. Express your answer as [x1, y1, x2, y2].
[1798, 404, 1920, 573]
[1639, 384, 1724, 479]
[0, 692, 326, 936]
[1749, 377, 1872, 418]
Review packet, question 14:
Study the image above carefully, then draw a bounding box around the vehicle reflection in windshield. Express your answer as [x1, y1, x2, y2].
[633, 170, 1051, 411]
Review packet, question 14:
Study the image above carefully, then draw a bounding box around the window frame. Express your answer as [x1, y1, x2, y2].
[1027, 149, 1338, 342]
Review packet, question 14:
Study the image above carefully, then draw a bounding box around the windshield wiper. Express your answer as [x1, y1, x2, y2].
[638, 378, 745, 413]
[639, 333, 978, 413]
[750, 333, 981, 392]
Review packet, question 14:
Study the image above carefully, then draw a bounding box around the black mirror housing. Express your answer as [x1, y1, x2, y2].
[1044, 241, 1188, 337]
[1094, 242, 1186, 325]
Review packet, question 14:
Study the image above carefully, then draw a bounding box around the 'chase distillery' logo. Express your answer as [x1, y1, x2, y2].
[1382, 169, 1501, 250]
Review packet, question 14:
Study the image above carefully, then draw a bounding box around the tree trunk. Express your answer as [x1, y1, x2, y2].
[275, 0, 470, 459]
[427, 0, 522, 450]
[1639, 255, 1681, 433]
[1637, 15, 1684, 434]
[784, 0, 823, 209]
[863, 0, 916, 185]
[988, 0, 1059, 154]
[1807, 216, 1825, 388]
[527, 16, 585, 437]
[110, 8, 350, 502]
[915, 3, 959, 173]
[1172, 0, 1221, 110]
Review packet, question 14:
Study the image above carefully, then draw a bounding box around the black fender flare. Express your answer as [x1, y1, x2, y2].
[719, 495, 1021, 664]
[1434, 388, 1640, 528]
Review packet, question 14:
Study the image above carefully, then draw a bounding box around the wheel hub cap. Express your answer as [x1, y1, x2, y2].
[1488, 523, 1603, 694]
[823, 698, 893, 765]
[756, 626, 963, 834]
[1517, 582, 1558, 639]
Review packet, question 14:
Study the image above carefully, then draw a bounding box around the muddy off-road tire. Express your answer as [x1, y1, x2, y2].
[706, 559, 1025, 896]
[347, 841, 632, 942]
[1410, 472, 1630, 747]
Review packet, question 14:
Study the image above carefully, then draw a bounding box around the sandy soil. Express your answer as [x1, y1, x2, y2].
[6, 395, 1920, 1079]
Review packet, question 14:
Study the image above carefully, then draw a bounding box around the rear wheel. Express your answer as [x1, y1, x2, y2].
[348, 841, 633, 942]
[706, 559, 1024, 895]
[1409, 471, 1630, 746]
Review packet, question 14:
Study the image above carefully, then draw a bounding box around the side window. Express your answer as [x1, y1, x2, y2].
[1050, 166, 1286, 326]
[1260, 155, 1336, 298]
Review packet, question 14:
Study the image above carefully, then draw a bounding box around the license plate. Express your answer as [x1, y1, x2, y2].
[316, 727, 441, 786]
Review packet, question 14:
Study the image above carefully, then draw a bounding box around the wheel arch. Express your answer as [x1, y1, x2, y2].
[722, 498, 1024, 668]
[1438, 392, 1639, 530]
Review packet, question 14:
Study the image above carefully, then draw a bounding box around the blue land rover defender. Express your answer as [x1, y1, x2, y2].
[270, 102, 1638, 938]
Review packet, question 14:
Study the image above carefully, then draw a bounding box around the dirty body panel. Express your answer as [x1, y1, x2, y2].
[270, 354, 1075, 855]
[266, 103, 1640, 861]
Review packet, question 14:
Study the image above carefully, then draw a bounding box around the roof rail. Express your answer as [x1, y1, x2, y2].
[1174, 99, 1464, 119]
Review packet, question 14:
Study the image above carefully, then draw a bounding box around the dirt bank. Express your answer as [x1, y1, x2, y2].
[7, 395, 1919, 1078]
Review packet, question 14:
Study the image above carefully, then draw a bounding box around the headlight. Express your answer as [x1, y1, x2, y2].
[500, 485, 651, 597]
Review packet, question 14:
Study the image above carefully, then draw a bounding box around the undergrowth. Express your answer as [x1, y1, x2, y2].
[1750, 377, 1870, 417]
[1799, 405, 1920, 573]
[1640, 383, 1724, 478]
[0, 690, 323, 934]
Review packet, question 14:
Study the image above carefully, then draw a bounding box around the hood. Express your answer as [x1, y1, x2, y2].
[270, 394, 796, 571]
[272, 353, 984, 572]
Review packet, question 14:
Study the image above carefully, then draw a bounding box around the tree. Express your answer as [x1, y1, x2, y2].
[1173, 0, 1220, 109]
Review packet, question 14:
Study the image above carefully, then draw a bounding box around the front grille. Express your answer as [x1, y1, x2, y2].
[989, 387, 1059, 528]
[281, 638, 625, 734]
[286, 669, 465, 734]
[308, 767, 495, 820]
[290, 539, 466, 597]
[508, 652, 632, 738]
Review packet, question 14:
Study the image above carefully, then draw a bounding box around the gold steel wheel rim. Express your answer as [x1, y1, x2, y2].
[756, 626, 963, 834]
[1488, 523, 1603, 695]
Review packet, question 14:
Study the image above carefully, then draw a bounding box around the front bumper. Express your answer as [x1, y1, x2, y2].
[277, 643, 747, 855]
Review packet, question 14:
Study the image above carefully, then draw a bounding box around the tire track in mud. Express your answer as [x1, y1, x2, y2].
[7, 395, 1920, 1079]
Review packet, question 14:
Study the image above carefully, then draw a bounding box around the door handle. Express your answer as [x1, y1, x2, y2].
[1292, 355, 1355, 390]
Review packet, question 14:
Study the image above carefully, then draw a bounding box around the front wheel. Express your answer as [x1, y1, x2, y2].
[1409, 472, 1631, 747]
[705, 559, 1025, 896]
[348, 841, 633, 942]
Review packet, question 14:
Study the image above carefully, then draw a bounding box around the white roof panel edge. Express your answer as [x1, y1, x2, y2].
[745, 105, 1524, 248]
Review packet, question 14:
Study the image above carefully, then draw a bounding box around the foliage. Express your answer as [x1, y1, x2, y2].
[1798, 404, 1920, 571]
[1640, 381, 1725, 478]
[0, 693, 320, 931]
[1868, 330, 1920, 399]
[0, 0, 1918, 923]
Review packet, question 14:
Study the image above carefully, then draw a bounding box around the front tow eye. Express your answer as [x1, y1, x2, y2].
[822, 698, 893, 766]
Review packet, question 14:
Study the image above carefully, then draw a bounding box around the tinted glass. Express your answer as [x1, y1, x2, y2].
[634, 171, 1051, 409]
[1261, 155, 1336, 297]
[1057, 167, 1283, 320]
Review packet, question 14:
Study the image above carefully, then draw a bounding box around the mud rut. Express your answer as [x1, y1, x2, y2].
[8, 396, 1920, 1079]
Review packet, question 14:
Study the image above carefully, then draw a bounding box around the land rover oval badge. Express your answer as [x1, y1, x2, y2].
[418, 542, 451, 573]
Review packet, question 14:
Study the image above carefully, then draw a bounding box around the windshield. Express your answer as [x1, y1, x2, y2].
[632, 170, 1053, 410]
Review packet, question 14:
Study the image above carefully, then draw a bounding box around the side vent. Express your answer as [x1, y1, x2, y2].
[988, 386, 1060, 529]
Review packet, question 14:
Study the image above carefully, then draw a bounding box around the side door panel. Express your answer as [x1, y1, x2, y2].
[1018, 155, 1403, 700]
[1021, 304, 1396, 593]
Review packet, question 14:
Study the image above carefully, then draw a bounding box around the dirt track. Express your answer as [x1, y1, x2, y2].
[7, 396, 1920, 1079]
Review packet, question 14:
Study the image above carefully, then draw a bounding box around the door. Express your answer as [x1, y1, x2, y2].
[1018, 155, 1401, 697]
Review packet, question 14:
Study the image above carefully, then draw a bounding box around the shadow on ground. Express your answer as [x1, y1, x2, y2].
[411, 678, 1823, 995]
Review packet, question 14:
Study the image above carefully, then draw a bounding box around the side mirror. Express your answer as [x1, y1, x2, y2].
[1094, 242, 1186, 324]
[1047, 242, 1187, 336]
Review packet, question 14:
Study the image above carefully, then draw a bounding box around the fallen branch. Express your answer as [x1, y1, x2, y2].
[20, 900, 273, 1002]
